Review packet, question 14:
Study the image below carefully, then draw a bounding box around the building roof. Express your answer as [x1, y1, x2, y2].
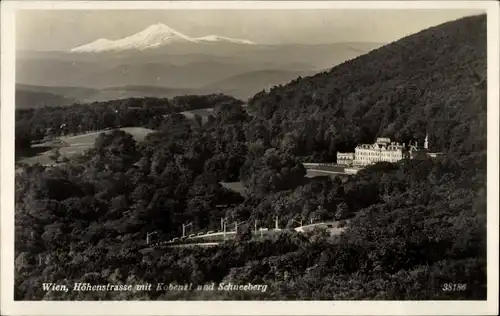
[356, 142, 404, 151]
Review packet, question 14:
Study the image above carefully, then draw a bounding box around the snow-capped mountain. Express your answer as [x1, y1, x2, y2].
[195, 35, 256, 45]
[70, 23, 256, 53]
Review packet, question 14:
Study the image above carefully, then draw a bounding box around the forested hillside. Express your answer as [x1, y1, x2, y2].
[247, 14, 486, 160]
[14, 15, 487, 300]
[15, 84, 201, 107]
[15, 94, 241, 152]
[16, 89, 77, 109]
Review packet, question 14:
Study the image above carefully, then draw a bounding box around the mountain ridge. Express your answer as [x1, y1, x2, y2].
[71, 23, 257, 53]
[16, 83, 202, 107]
[18, 42, 382, 94]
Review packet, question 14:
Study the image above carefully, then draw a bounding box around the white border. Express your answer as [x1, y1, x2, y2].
[1, 1, 499, 316]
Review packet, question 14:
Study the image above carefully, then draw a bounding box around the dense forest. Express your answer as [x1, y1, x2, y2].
[14, 15, 487, 300]
[247, 14, 486, 160]
[15, 94, 242, 154]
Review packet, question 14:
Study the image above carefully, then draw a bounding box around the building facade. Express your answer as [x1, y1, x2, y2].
[336, 153, 355, 166]
[337, 135, 431, 167]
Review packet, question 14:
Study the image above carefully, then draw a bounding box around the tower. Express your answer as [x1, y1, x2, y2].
[424, 133, 429, 150]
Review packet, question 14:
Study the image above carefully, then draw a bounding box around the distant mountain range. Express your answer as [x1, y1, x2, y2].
[16, 68, 319, 107]
[15, 84, 198, 108]
[16, 23, 383, 107]
[15, 88, 77, 109]
[71, 23, 256, 53]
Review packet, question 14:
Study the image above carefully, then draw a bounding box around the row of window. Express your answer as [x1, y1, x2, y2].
[357, 145, 403, 149]
[355, 152, 402, 157]
[355, 156, 401, 161]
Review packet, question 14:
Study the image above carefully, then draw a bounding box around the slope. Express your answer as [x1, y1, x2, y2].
[16, 84, 99, 100]
[90, 85, 200, 102]
[203, 69, 317, 99]
[247, 14, 486, 158]
[15, 84, 206, 107]
[15, 89, 77, 109]
[80, 61, 265, 88]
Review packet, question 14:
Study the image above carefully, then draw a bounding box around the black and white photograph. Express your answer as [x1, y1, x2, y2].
[1, 1, 499, 315]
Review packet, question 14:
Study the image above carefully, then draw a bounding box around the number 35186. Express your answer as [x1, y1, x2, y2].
[442, 283, 467, 291]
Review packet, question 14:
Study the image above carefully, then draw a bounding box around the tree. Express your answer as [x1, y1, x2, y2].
[235, 224, 253, 242]
[335, 202, 349, 220]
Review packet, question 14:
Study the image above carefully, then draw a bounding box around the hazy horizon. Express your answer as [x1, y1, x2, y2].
[16, 9, 483, 51]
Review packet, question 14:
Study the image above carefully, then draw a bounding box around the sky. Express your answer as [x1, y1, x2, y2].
[16, 9, 483, 51]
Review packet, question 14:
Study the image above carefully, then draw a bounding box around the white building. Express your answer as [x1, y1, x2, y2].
[337, 134, 431, 167]
[336, 152, 355, 166]
[353, 137, 407, 166]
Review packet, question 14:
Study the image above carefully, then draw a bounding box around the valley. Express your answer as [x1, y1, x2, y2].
[16, 24, 381, 106]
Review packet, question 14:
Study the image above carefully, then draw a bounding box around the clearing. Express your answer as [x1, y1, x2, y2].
[17, 127, 155, 166]
[220, 181, 247, 197]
